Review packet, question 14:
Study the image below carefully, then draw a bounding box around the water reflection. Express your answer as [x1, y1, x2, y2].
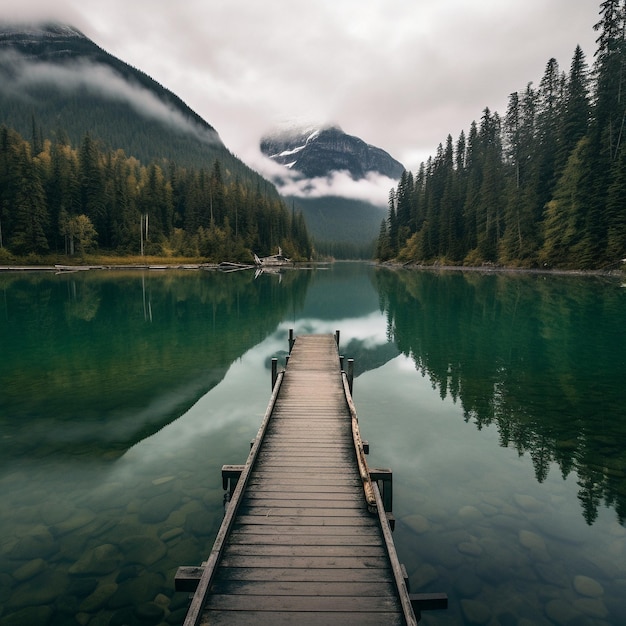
[374, 268, 626, 526]
[0, 269, 312, 463]
[2, 264, 625, 626]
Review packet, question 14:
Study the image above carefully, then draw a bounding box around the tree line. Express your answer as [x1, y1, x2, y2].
[378, 1, 626, 270]
[0, 126, 312, 261]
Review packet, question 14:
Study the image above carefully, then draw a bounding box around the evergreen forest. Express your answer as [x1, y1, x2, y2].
[0, 127, 312, 262]
[377, 1, 626, 270]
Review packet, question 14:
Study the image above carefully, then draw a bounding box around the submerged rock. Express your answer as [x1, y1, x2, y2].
[53, 510, 97, 535]
[519, 529, 546, 552]
[9, 530, 56, 560]
[573, 574, 604, 598]
[458, 505, 483, 522]
[135, 601, 165, 624]
[107, 572, 166, 609]
[68, 543, 123, 576]
[6, 569, 68, 610]
[120, 535, 167, 566]
[460, 598, 492, 624]
[0, 606, 53, 626]
[458, 541, 483, 557]
[410, 563, 438, 590]
[160, 527, 184, 542]
[403, 513, 430, 534]
[453, 567, 482, 598]
[139, 492, 182, 524]
[184, 510, 218, 536]
[79, 582, 118, 612]
[13, 558, 46, 581]
[544, 599, 582, 624]
[572, 597, 608, 618]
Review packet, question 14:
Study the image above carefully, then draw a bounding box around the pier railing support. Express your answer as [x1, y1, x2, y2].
[271, 358, 278, 390]
[347, 358, 354, 394]
[288, 328, 294, 353]
[370, 468, 393, 513]
[222, 464, 244, 495]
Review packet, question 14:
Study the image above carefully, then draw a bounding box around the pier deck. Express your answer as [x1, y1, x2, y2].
[177, 333, 425, 625]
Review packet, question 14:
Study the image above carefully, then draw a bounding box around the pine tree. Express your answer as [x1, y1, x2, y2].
[11, 143, 49, 254]
[557, 45, 591, 173]
[536, 58, 564, 211]
[475, 109, 504, 261]
[78, 134, 108, 246]
[605, 141, 626, 261]
[540, 137, 589, 267]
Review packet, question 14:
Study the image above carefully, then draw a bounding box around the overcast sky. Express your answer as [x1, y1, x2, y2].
[2, 0, 601, 175]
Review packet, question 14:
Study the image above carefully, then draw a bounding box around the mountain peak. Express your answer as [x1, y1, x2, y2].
[0, 21, 86, 42]
[260, 124, 404, 180]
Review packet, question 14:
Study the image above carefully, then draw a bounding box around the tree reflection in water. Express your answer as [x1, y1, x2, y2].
[374, 268, 626, 525]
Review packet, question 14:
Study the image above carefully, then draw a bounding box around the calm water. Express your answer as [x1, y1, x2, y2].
[0, 263, 625, 625]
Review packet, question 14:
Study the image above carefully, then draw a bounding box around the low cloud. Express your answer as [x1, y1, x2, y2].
[0, 49, 221, 145]
[245, 147, 396, 207]
[278, 170, 396, 208]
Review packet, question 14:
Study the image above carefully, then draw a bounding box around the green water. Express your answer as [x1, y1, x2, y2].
[0, 264, 624, 625]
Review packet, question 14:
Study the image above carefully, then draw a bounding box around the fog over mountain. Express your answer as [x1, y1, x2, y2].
[256, 123, 405, 251]
[258, 123, 404, 210]
[0, 21, 259, 179]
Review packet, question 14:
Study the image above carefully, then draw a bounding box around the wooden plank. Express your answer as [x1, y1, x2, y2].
[247, 468, 357, 477]
[214, 567, 393, 583]
[255, 446, 351, 457]
[219, 555, 391, 569]
[237, 506, 368, 517]
[199, 611, 405, 626]
[204, 594, 401, 612]
[222, 544, 387, 558]
[228, 532, 383, 546]
[209, 580, 397, 598]
[229, 525, 381, 538]
[244, 482, 360, 492]
[243, 493, 365, 503]
[232, 515, 378, 528]
[245, 478, 360, 488]
[252, 459, 356, 469]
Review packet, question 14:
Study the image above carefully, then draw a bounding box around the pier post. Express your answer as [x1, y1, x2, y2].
[271, 358, 277, 390]
[347, 358, 354, 394]
[335, 330, 340, 347]
[340, 355, 344, 371]
[288, 328, 294, 353]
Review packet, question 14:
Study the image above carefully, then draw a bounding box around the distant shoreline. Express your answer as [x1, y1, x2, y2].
[0, 261, 623, 278]
[378, 261, 625, 278]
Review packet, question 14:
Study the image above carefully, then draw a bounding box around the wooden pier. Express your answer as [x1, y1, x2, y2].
[176, 332, 446, 625]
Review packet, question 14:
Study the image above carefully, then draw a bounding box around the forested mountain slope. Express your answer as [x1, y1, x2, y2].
[0, 23, 311, 261]
[378, 3, 626, 271]
[0, 23, 251, 177]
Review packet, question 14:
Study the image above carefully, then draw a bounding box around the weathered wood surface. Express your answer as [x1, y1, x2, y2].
[184, 334, 417, 626]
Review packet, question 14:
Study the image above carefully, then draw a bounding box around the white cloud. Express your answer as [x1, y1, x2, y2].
[243, 146, 396, 207]
[278, 170, 396, 207]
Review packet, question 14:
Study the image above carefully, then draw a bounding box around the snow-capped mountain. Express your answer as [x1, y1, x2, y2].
[259, 124, 405, 253]
[260, 124, 404, 180]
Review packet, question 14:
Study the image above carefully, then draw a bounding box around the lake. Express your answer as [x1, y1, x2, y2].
[0, 263, 625, 625]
